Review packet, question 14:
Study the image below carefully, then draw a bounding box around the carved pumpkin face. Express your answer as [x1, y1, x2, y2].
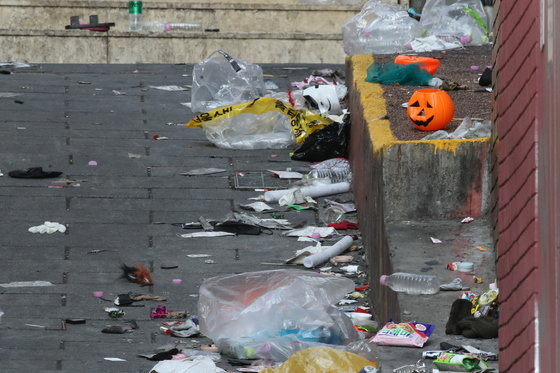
[407, 88, 455, 131]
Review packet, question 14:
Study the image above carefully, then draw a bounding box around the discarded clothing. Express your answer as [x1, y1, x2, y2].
[328, 222, 359, 230]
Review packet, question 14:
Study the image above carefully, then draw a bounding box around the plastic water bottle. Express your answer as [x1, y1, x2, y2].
[379, 272, 440, 295]
[164, 23, 203, 32]
[305, 169, 351, 183]
[128, 1, 143, 31]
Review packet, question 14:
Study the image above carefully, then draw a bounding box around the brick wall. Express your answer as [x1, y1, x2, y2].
[493, 0, 542, 370]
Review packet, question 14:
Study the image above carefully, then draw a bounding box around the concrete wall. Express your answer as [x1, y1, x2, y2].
[346, 54, 491, 323]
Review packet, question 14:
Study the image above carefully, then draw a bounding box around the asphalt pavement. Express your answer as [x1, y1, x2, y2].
[0, 62, 368, 372]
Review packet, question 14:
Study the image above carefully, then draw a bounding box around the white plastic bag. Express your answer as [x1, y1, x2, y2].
[342, 0, 422, 55]
[191, 50, 266, 113]
[198, 269, 359, 344]
[420, 0, 490, 46]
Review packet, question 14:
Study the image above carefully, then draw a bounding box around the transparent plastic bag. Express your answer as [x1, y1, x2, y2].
[420, 0, 490, 46]
[342, 0, 422, 55]
[186, 97, 332, 149]
[198, 269, 359, 345]
[191, 50, 266, 113]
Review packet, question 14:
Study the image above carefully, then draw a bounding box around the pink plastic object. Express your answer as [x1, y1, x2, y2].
[172, 279, 182, 284]
[150, 306, 170, 319]
[379, 275, 388, 285]
[88, 160, 98, 166]
[93, 291, 104, 297]
[470, 65, 480, 71]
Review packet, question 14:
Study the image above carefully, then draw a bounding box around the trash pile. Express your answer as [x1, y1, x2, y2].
[343, 0, 492, 55]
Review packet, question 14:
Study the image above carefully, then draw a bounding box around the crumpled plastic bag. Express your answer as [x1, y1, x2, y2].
[422, 118, 491, 140]
[198, 269, 358, 344]
[342, 0, 422, 55]
[191, 50, 266, 113]
[186, 97, 332, 149]
[420, 0, 490, 46]
[259, 346, 373, 373]
[291, 116, 349, 162]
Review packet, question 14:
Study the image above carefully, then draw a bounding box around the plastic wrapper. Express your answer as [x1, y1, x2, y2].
[259, 346, 374, 373]
[342, 0, 422, 55]
[191, 50, 266, 113]
[198, 269, 359, 347]
[186, 97, 332, 149]
[370, 322, 435, 347]
[420, 0, 490, 46]
[434, 352, 489, 371]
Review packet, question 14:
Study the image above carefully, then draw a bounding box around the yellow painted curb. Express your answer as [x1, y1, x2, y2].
[349, 54, 489, 154]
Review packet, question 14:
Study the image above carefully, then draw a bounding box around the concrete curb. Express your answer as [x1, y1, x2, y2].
[346, 54, 492, 323]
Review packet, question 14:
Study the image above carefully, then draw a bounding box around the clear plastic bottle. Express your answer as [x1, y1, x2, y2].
[305, 169, 352, 183]
[164, 23, 203, 32]
[128, 1, 143, 31]
[379, 272, 440, 295]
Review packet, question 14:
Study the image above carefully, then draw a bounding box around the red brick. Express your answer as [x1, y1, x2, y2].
[498, 200, 537, 252]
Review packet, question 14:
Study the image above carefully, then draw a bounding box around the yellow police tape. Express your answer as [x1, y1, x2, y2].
[186, 97, 332, 143]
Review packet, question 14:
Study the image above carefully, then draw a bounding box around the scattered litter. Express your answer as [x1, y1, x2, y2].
[178, 232, 235, 238]
[440, 278, 469, 291]
[121, 264, 154, 285]
[265, 182, 351, 203]
[0, 169, 3, 177]
[268, 170, 304, 179]
[461, 217, 475, 223]
[103, 357, 126, 362]
[0, 92, 23, 98]
[330, 255, 354, 265]
[430, 237, 443, 244]
[473, 276, 484, 284]
[128, 153, 141, 159]
[88, 160, 98, 166]
[393, 360, 428, 373]
[181, 168, 226, 176]
[284, 226, 335, 238]
[370, 321, 435, 347]
[104, 307, 125, 319]
[78, 81, 91, 85]
[8, 167, 62, 179]
[205, 259, 215, 264]
[172, 279, 183, 284]
[112, 90, 126, 95]
[339, 299, 357, 305]
[422, 118, 491, 140]
[447, 261, 474, 272]
[149, 85, 188, 91]
[149, 356, 226, 373]
[302, 236, 354, 268]
[93, 291, 105, 297]
[0, 62, 30, 68]
[328, 221, 359, 230]
[0, 281, 54, 288]
[240, 202, 274, 212]
[160, 318, 200, 338]
[191, 50, 265, 113]
[475, 246, 488, 251]
[324, 199, 356, 213]
[28, 221, 66, 234]
[187, 254, 212, 258]
[25, 323, 46, 328]
[152, 134, 169, 140]
[434, 352, 489, 372]
[181, 102, 192, 108]
[340, 265, 359, 274]
[265, 80, 279, 90]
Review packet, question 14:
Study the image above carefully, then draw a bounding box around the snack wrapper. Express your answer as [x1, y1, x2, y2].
[434, 352, 489, 371]
[369, 321, 435, 347]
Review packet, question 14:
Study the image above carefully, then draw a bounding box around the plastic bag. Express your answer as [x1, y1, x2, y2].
[420, 0, 490, 46]
[291, 117, 349, 162]
[365, 62, 433, 86]
[342, 0, 422, 55]
[149, 356, 226, 373]
[198, 269, 359, 344]
[186, 97, 332, 149]
[259, 346, 374, 373]
[191, 50, 266, 113]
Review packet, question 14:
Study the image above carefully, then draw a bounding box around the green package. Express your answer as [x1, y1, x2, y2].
[434, 352, 489, 372]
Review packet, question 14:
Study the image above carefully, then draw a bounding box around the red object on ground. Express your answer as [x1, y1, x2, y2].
[328, 221, 359, 230]
[394, 55, 441, 75]
[355, 285, 370, 291]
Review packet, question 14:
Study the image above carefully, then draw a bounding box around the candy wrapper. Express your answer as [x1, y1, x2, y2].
[434, 352, 489, 371]
[369, 321, 435, 347]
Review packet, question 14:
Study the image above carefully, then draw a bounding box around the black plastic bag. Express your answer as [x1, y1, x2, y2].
[291, 116, 350, 162]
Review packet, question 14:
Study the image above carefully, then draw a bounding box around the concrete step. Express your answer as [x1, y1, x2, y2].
[0, 29, 344, 64]
[0, 0, 362, 33]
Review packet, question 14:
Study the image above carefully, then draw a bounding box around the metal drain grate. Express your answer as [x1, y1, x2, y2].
[233, 171, 295, 190]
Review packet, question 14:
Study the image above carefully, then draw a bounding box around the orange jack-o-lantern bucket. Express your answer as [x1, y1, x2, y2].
[407, 88, 454, 131]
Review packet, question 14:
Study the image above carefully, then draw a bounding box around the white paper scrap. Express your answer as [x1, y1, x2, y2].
[149, 85, 187, 91]
[0, 281, 54, 287]
[179, 232, 235, 238]
[104, 357, 126, 362]
[430, 237, 443, 244]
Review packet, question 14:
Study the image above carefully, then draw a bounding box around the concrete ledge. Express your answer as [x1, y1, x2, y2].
[346, 54, 491, 323]
[0, 30, 344, 63]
